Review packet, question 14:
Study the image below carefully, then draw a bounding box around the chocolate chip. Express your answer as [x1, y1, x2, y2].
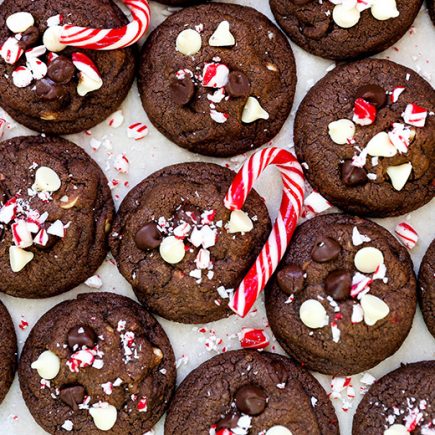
[215, 410, 241, 430]
[35, 78, 67, 101]
[135, 223, 162, 250]
[59, 385, 85, 410]
[341, 160, 368, 187]
[170, 77, 195, 105]
[235, 384, 268, 416]
[173, 204, 202, 226]
[47, 56, 75, 84]
[325, 269, 351, 301]
[67, 325, 98, 350]
[34, 234, 57, 251]
[18, 26, 40, 49]
[225, 71, 250, 98]
[311, 237, 341, 263]
[303, 19, 330, 40]
[276, 264, 305, 294]
[355, 84, 387, 108]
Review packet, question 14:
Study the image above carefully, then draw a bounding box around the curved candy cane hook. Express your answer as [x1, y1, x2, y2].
[225, 147, 305, 318]
[59, 0, 151, 50]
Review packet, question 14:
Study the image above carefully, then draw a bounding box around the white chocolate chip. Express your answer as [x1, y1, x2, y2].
[6, 12, 34, 33]
[176, 29, 202, 56]
[371, 0, 400, 21]
[328, 119, 355, 144]
[89, 403, 117, 431]
[386, 163, 412, 191]
[360, 294, 390, 326]
[32, 166, 61, 192]
[332, 5, 361, 28]
[266, 426, 293, 435]
[241, 97, 269, 123]
[31, 350, 60, 380]
[209, 21, 236, 47]
[42, 26, 66, 52]
[159, 236, 185, 264]
[77, 72, 103, 97]
[227, 210, 253, 234]
[365, 132, 397, 157]
[384, 424, 410, 435]
[9, 246, 34, 272]
[354, 247, 384, 273]
[299, 299, 328, 329]
[60, 196, 79, 209]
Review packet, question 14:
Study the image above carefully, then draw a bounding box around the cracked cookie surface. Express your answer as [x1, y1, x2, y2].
[418, 239, 435, 338]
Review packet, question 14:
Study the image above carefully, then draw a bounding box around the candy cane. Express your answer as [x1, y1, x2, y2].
[225, 147, 305, 318]
[59, 0, 150, 50]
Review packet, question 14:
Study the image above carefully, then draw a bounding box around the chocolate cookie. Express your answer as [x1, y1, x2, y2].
[270, 0, 423, 60]
[265, 214, 417, 375]
[428, 0, 435, 24]
[165, 349, 339, 435]
[0, 301, 17, 405]
[418, 240, 435, 338]
[0, 136, 114, 298]
[19, 292, 176, 434]
[138, 3, 296, 157]
[109, 162, 271, 324]
[295, 59, 434, 217]
[0, 0, 136, 134]
[156, 0, 205, 5]
[353, 361, 435, 434]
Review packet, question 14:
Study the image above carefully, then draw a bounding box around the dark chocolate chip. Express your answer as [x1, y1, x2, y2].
[311, 237, 341, 263]
[59, 385, 85, 410]
[170, 77, 195, 105]
[235, 384, 268, 416]
[35, 78, 67, 101]
[355, 84, 387, 108]
[341, 160, 368, 187]
[173, 204, 202, 226]
[47, 56, 75, 84]
[67, 325, 98, 350]
[276, 264, 305, 294]
[134, 223, 162, 250]
[325, 269, 352, 301]
[18, 26, 40, 49]
[303, 19, 330, 40]
[215, 410, 241, 430]
[225, 71, 250, 98]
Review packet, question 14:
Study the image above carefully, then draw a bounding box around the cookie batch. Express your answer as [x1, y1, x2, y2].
[0, 0, 433, 434]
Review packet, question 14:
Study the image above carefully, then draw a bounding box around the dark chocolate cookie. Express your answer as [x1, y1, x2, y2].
[353, 361, 435, 434]
[270, 0, 423, 60]
[19, 292, 176, 434]
[0, 0, 136, 134]
[295, 59, 434, 217]
[0, 136, 114, 298]
[418, 239, 435, 337]
[0, 300, 17, 405]
[428, 0, 435, 24]
[156, 0, 205, 5]
[138, 3, 296, 157]
[109, 162, 271, 324]
[266, 214, 417, 375]
[165, 349, 339, 435]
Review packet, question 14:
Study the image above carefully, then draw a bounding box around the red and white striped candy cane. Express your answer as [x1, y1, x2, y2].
[59, 0, 150, 50]
[225, 147, 305, 318]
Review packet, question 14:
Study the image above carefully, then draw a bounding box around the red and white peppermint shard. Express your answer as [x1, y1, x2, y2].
[225, 147, 305, 317]
[12, 66, 33, 88]
[388, 123, 413, 154]
[353, 98, 377, 126]
[71, 52, 102, 82]
[0, 37, 24, 64]
[303, 191, 332, 217]
[59, 0, 151, 50]
[202, 63, 229, 88]
[128, 122, 148, 140]
[394, 222, 418, 250]
[390, 86, 405, 103]
[402, 103, 428, 127]
[239, 328, 270, 349]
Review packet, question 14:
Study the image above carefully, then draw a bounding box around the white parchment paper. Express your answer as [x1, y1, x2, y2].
[0, 1, 434, 434]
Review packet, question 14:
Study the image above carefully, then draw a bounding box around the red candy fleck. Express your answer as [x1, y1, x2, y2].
[353, 98, 377, 126]
[137, 397, 148, 413]
[402, 103, 428, 127]
[19, 319, 29, 330]
[239, 327, 269, 349]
